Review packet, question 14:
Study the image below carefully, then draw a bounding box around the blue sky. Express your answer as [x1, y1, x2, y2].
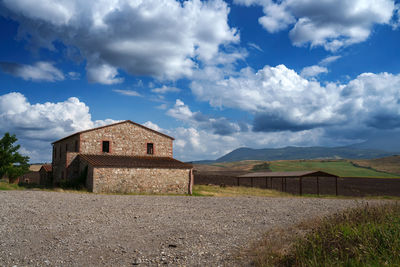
[0, 0, 399, 162]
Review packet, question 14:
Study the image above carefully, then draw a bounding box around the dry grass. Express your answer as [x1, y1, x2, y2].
[250, 202, 400, 267]
[0, 181, 24, 190]
[352, 155, 400, 175]
[192, 184, 290, 197]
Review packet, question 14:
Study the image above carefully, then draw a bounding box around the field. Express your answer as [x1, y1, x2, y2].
[352, 155, 400, 175]
[194, 158, 400, 197]
[197, 159, 400, 178]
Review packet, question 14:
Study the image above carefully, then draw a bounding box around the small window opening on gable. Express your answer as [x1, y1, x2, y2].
[147, 143, 154, 155]
[65, 143, 68, 152]
[74, 140, 79, 152]
[102, 141, 110, 153]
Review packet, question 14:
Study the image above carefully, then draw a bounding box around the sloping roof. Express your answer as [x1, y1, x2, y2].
[79, 154, 192, 169]
[52, 120, 174, 144]
[29, 164, 42, 172]
[41, 164, 52, 172]
[238, 170, 338, 178]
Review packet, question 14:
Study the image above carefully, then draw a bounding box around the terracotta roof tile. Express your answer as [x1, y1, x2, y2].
[41, 164, 52, 172]
[79, 154, 192, 169]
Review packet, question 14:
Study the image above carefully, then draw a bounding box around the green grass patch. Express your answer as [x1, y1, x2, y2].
[252, 162, 271, 172]
[0, 181, 25, 190]
[269, 160, 400, 178]
[193, 184, 290, 197]
[254, 202, 400, 267]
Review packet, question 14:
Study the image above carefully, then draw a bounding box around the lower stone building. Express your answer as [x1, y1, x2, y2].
[51, 120, 194, 194]
[78, 154, 193, 194]
[39, 164, 52, 186]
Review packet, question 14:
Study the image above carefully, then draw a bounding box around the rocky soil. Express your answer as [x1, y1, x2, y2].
[0, 190, 382, 266]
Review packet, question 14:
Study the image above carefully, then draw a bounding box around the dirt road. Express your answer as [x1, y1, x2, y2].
[0, 191, 380, 266]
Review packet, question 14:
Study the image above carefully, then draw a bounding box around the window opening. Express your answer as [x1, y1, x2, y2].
[147, 143, 154, 155]
[102, 141, 110, 153]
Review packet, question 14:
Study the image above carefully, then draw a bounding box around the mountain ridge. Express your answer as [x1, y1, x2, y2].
[192, 145, 398, 164]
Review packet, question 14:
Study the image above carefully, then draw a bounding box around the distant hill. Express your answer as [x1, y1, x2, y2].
[193, 146, 395, 164]
[349, 135, 400, 152]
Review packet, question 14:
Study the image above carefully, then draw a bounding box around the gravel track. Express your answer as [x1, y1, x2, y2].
[0, 190, 381, 266]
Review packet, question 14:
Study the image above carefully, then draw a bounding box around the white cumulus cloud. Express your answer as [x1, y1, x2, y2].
[0, 92, 116, 162]
[191, 63, 400, 133]
[0, 61, 64, 82]
[300, 65, 328, 78]
[1, 0, 238, 82]
[235, 0, 397, 51]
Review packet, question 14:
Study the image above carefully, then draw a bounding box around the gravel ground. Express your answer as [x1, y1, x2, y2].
[0, 190, 382, 266]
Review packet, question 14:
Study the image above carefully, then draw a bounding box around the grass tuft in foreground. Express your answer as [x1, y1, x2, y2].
[193, 184, 290, 197]
[255, 202, 400, 266]
[0, 181, 25, 190]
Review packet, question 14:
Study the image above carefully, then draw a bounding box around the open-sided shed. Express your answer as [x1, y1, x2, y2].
[237, 171, 339, 195]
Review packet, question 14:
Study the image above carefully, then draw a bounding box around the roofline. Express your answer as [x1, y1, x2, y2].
[238, 170, 338, 178]
[52, 120, 174, 144]
[78, 154, 192, 169]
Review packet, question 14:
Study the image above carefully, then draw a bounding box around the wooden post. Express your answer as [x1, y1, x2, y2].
[266, 177, 268, 189]
[237, 177, 240, 186]
[335, 176, 338, 196]
[284, 178, 287, 192]
[188, 168, 194, 195]
[299, 177, 302, 196]
[316, 176, 319, 196]
[281, 177, 283, 191]
[251, 177, 253, 187]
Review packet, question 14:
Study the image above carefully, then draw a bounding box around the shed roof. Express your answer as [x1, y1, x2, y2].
[238, 170, 338, 178]
[52, 120, 174, 144]
[29, 164, 42, 172]
[41, 164, 52, 172]
[79, 154, 192, 169]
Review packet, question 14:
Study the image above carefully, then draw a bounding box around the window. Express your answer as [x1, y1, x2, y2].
[65, 143, 68, 152]
[59, 145, 61, 159]
[147, 143, 154, 155]
[102, 141, 110, 153]
[54, 146, 56, 158]
[74, 140, 79, 152]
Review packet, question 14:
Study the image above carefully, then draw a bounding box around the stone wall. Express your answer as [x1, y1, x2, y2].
[91, 167, 190, 194]
[79, 157, 94, 191]
[39, 169, 52, 185]
[52, 135, 80, 184]
[80, 122, 173, 157]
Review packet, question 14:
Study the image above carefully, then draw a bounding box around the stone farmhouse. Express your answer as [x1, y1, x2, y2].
[51, 120, 193, 194]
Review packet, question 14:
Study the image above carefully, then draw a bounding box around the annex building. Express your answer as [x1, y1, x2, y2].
[51, 120, 193, 194]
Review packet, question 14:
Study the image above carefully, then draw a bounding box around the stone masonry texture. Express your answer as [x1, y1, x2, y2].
[92, 167, 190, 194]
[79, 121, 172, 157]
[51, 121, 190, 194]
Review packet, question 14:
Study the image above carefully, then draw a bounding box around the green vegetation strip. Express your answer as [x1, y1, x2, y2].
[255, 202, 400, 267]
[0, 181, 24, 190]
[269, 160, 400, 178]
[192, 185, 290, 197]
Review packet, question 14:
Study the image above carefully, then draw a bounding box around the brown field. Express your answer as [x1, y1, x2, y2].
[351, 155, 400, 175]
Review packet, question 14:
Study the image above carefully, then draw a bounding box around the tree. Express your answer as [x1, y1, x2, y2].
[0, 133, 29, 183]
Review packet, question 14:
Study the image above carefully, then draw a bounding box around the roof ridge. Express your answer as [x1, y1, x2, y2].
[52, 120, 174, 144]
